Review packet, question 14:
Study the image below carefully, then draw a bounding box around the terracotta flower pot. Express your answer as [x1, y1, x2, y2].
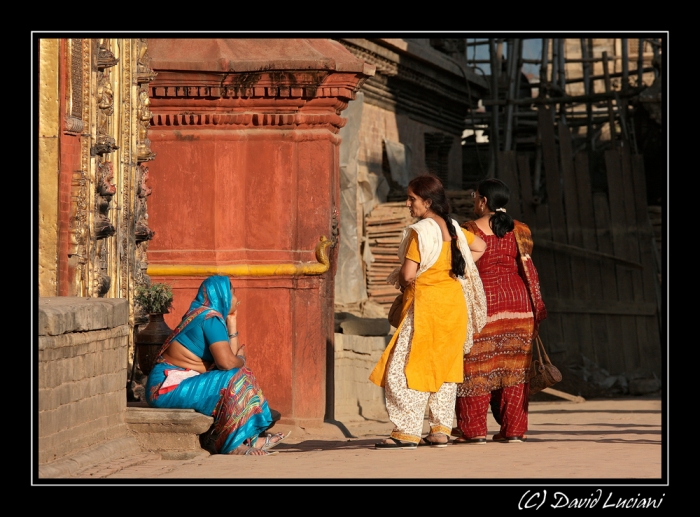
[134, 313, 173, 375]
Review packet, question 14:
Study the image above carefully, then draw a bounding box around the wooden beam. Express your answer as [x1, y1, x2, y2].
[534, 239, 643, 269]
[541, 387, 586, 403]
[545, 298, 657, 316]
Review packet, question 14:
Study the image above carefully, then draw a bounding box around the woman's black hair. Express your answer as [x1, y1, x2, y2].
[476, 178, 515, 238]
[408, 174, 466, 277]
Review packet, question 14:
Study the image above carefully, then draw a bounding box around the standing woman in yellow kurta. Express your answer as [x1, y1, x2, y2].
[370, 175, 488, 449]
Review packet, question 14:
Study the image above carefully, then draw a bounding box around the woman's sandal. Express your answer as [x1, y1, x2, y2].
[374, 437, 418, 449]
[492, 433, 527, 443]
[260, 431, 291, 451]
[453, 436, 486, 445]
[229, 444, 278, 456]
[418, 433, 450, 448]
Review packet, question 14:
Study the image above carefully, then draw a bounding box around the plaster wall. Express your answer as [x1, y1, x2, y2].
[357, 103, 463, 191]
[142, 38, 373, 427]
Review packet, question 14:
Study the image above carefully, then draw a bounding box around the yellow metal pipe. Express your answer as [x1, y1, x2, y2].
[147, 236, 333, 277]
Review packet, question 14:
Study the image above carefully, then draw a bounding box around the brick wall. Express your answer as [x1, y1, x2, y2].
[38, 297, 130, 467]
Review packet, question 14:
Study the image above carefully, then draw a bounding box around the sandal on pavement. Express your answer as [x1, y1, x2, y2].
[229, 444, 278, 456]
[418, 433, 449, 448]
[374, 437, 418, 450]
[260, 431, 291, 451]
[493, 433, 527, 443]
[451, 427, 463, 438]
[453, 437, 486, 445]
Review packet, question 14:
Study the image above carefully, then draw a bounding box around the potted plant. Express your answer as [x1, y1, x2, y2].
[133, 282, 174, 375]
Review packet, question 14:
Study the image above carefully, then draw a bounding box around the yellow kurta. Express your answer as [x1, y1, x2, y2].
[370, 228, 476, 392]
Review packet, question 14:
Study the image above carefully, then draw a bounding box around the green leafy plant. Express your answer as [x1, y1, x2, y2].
[134, 282, 174, 314]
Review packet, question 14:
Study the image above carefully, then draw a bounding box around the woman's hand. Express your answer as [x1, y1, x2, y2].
[226, 312, 238, 334]
[236, 344, 247, 369]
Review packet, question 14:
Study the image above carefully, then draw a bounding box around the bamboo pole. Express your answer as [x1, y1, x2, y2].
[489, 38, 500, 177]
[558, 38, 567, 125]
[581, 39, 594, 152]
[539, 38, 549, 98]
[651, 38, 660, 80]
[622, 38, 629, 90]
[534, 38, 549, 193]
[637, 38, 645, 85]
[551, 38, 559, 123]
[562, 67, 656, 85]
[482, 86, 644, 107]
[513, 39, 524, 149]
[602, 51, 617, 147]
[504, 38, 519, 152]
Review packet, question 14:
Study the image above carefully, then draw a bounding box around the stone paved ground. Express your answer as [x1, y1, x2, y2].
[62, 395, 665, 498]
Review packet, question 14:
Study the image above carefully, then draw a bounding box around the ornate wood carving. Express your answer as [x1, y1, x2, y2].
[133, 38, 157, 326]
[135, 165, 154, 243]
[137, 87, 155, 161]
[96, 40, 119, 70]
[67, 37, 157, 313]
[94, 161, 117, 239]
[70, 39, 83, 120]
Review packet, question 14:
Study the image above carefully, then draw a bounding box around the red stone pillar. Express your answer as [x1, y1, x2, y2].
[145, 39, 373, 427]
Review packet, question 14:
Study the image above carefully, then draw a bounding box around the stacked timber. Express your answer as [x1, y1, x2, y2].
[446, 189, 476, 225]
[363, 191, 476, 315]
[364, 202, 417, 315]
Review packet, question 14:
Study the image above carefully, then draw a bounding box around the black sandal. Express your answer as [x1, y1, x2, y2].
[453, 437, 486, 445]
[418, 434, 449, 447]
[374, 437, 418, 449]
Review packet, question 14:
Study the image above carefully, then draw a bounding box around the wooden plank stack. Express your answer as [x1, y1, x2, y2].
[364, 202, 416, 315]
[363, 193, 475, 316]
[446, 189, 476, 225]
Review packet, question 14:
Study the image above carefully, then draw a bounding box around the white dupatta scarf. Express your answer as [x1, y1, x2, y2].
[387, 218, 487, 354]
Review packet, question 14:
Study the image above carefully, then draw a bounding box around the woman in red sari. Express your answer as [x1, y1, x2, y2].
[454, 179, 546, 444]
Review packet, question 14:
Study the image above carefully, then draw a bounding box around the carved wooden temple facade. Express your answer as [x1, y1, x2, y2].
[38, 38, 157, 316]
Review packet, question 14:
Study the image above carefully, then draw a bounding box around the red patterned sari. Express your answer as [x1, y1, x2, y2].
[456, 221, 545, 438]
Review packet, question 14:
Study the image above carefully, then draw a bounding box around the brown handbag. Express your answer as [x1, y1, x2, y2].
[388, 292, 404, 328]
[529, 335, 562, 395]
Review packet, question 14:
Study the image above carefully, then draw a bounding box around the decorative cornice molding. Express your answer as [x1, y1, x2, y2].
[150, 111, 348, 132]
[149, 70, 369, 101]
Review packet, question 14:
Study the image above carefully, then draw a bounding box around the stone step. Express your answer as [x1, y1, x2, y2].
[125, 401, 214, 459]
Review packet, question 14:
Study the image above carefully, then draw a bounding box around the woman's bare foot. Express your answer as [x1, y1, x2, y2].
[229, 443, 268, 456]
[252, 431, 290, 450]
[423, 433, 449, 445]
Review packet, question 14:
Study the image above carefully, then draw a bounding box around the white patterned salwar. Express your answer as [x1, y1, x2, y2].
[385, 305, 457, 444]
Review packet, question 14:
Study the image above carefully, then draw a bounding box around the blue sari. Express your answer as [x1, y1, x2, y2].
[145, 275, 273, 454]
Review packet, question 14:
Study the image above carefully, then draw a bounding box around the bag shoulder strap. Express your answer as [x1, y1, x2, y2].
[535, 336, 551, 365]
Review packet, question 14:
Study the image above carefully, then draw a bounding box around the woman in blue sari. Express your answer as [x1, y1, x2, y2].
[145, 275, 289, 456]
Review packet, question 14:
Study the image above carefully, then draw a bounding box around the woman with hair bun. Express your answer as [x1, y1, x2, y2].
[454, 178, 547, 444]
[370, 174, 488, 449]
